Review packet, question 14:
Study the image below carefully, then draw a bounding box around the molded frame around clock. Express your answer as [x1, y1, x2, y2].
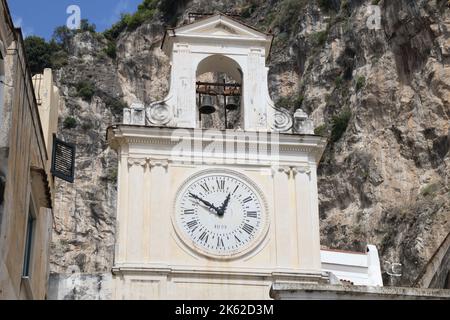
[172, 168, 270, 261]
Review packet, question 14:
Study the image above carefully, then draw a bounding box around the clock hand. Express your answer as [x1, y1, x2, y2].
[189, 193, 221, 215]
[218, 194, 231, 216]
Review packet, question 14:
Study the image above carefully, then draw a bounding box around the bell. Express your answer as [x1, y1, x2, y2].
[199, 95, 216, 115]
[225, 95, 240, 111]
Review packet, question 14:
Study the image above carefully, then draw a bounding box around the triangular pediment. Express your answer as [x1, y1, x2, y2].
[162, 14, 273, 59]
[174, 14, 270, 41]
[197, 22, 240, 36]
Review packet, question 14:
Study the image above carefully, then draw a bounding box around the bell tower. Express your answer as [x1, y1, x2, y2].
[127, 14, 303, 133]
[108, 14, 327, 300]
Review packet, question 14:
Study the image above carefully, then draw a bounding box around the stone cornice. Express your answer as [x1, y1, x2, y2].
[107, 125, 328, 164]
[111, 263, 329, 283]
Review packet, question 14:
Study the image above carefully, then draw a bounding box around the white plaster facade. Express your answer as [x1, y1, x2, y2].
[125, 14, 303, 133]
[321, 245, 383, 286]
[105, 14, 384, 300]
[107, 126, 329, 299]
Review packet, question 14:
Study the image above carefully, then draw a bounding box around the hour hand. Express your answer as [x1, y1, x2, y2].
[189, 193, 220, 214]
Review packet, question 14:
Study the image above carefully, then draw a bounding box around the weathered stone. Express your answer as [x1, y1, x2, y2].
[50, 0, 450, 290]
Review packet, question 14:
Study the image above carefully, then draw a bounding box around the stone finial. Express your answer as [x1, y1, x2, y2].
[123, 108, 131, 124]
[123, 102, 145, 125]
[294, 109, 315, 134]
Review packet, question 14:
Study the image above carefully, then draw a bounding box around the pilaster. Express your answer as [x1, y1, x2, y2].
[126, 158, 148, 262]
[273, 166, 297, 269]
[147, 159, 170, 263]
[292, 165, 321, 271]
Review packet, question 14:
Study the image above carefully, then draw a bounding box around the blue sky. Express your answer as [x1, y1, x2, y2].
[9, 0, 143, 40]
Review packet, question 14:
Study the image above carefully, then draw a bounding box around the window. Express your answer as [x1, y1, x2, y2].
[22, 203, 36, 278]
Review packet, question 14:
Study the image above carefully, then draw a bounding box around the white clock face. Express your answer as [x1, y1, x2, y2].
[174, 171, 267, 258]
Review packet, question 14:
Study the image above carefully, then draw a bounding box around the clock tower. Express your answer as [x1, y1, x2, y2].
[107, 14, 328, 300]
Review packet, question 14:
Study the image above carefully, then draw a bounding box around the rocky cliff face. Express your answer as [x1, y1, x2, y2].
[51, 0, 450, 287]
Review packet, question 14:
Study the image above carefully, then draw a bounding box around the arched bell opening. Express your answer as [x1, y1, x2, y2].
[196, 54, 243, 130]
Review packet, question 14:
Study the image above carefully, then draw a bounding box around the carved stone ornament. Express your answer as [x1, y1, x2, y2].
[294, 109, 315, 134]
[127, 158, 148, 168]
[149, 159, 169, 169]
[123, 108, 131, 124]
[272, 109, 293, 133]
[277, 166, 292, 175]
[291, 166, 312, 176]
[146, 103, 173, 126]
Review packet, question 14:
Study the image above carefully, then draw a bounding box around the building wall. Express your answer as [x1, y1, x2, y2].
[415, 232, 450, 289]
[0, 0, 56, 300]
[105, 126, 327, 299]
[32, 68, 62, 199]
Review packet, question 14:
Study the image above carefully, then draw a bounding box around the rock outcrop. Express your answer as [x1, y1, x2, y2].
[50, 0, 450, 287]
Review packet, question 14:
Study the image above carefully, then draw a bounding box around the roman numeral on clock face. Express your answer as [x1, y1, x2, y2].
[217, 237, 224, 249]
[247, 211, 258, 218]
[187, 220, 198, 229]
[242, 223, 254, 235]
[216, 179, 225, 191]
[199, 231, 208, 243]
[243, 196, 252, 203]
[184, 209, 195, 215]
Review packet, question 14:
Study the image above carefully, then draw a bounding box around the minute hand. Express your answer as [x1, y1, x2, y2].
[189, 193, 221, 214]
[218, 194, 231, 216]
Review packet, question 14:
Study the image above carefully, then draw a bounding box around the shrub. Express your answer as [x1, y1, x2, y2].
[331, 108, 352, 142]
[294, 95, 304, 108]
[311, 30, 328, 47]
[53, 25, 74, 48]
[241, 3, 257, 18]
[104, 0, 158, 40]
[76, 81, 96, 102]
[24, 36, 66, 74]
[105, 97, 128, 115]
[276, 94, 304, 110]
[277, 96, 291, 109]
[314, 124, 328, 136]
[421, 183, 439, 198]
[81, 119, 94, 131]
[104, 41, 117, 59]
[63, 117, 77, 129]
[51, 50, 69, 69]
[340, 0, 351, 16]
[53, 19, 96, 48]
[79, 19, 96, 33]
[317, 0, 336, 11]
[272, 0, 308, 32]
[107, 168, 118, 183]
[356, 75, 366, 92]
